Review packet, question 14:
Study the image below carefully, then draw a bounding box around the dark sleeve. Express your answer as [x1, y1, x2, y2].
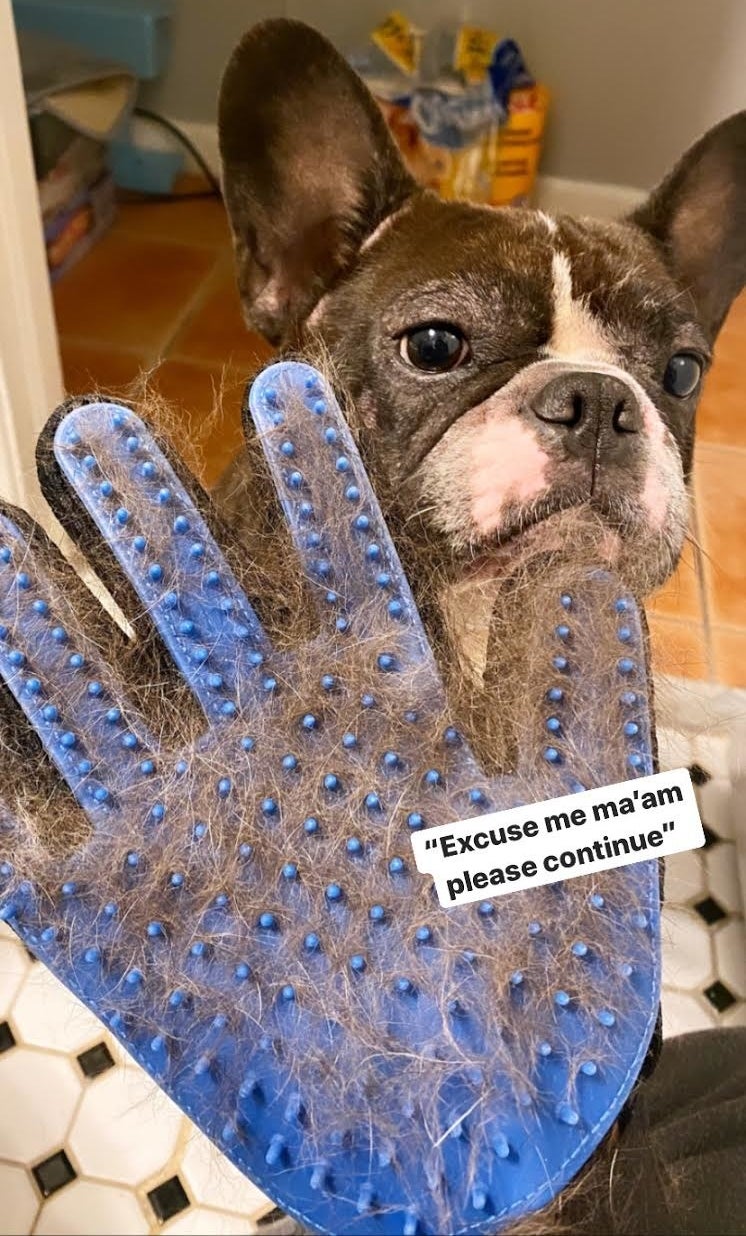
[240, 1030, 746, 1236]
[610, 1027, 746, 1235]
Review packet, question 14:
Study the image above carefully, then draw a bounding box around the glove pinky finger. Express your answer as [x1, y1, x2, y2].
[0, 504, 157, 823]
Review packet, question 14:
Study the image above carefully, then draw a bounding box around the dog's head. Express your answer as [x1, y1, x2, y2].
[219, 19, 746, 597]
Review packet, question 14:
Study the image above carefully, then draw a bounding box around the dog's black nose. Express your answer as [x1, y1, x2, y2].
[530, 372, 643, 436]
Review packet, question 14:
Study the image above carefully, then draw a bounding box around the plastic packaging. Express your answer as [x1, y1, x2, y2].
[353, 12, 549, 207]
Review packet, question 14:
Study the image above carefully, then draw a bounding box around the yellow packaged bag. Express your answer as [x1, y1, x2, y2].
[488, 84, 550, 207]
[358, 14, 548, 208]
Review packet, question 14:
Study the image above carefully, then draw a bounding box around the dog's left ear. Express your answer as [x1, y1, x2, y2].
[630, 111, 746, 338]
[218, 19, 417, 345]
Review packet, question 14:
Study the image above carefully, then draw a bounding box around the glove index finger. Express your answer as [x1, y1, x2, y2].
[249, 362, 431, 663]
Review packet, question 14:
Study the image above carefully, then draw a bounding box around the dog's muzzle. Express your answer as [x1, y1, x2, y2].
[529, 370, 644, 467]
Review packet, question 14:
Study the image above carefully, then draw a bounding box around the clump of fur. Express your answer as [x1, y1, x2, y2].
[0, 359, 662, 1234]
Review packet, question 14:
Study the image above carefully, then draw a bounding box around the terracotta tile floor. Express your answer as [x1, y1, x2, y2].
[54, 195, 745, 687]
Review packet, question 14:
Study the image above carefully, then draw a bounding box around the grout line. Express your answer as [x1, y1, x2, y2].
[153, 253, 228, 364]
[59, 334, 248, 380]
[692, 436, 743, 681]
[111, 223, 229, 256]
[57, 335, 149, 360]
[27, 1202, 43, 1234]
[135, 1113, 197, 1234]
[689, 497, 717, 683]
[695, 440, 746, 459]
[202, 1200, 277, 1227]
[56, 248, 228, 374]
[0, 1155, 43, 1235]
[646, 612, 706, 629]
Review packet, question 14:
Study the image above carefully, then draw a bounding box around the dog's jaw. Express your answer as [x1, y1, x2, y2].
[413, 356, 689, 578]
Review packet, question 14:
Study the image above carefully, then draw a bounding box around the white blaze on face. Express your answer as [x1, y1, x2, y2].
[543, 249, 683, 530]
[546, 252, 619, 366]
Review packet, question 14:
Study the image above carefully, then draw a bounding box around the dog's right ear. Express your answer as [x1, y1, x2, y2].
[218, 19, 417, 345]
[630, 111, 746, 339]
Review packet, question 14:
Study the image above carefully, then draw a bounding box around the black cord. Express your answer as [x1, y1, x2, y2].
[127, 106, 222, 201]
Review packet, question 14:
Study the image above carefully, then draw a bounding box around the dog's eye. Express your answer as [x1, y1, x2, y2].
[663, 352, 703, 398]
[400, 324, 468, 373]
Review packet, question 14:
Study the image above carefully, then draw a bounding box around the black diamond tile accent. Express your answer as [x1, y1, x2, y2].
[703, 980, 737, 1013]
[0, 1020, 16, 1053]
[688, 763, 712, 786]
[148, 1175, 190, 1223]
[702, 824, 721, 850]
[693, 895, 728, 925]
[32, 1149, 76, 1198]
[77, 1041, 115, 1079]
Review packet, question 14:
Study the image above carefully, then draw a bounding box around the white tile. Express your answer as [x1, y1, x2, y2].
[69, 1063, 182, 1185]
[656, 727, 694, 772]
[722, 1000, 746, 1028]
[691, 732, 731, 781]
[0, 922, 17, 944]
[662, 987, 717, 1037]
[34, 1179, 149, 1236]
[0, 927, 31, 1018]
[0, 1162, 39, 1235]
[163, 1206, 258, 1235]
[696, 778, 736, 840]
[0, 1048, 81, 1162]
[180, 1127, 270, 1218]
[12, 966, 105, 1055]
[664, 848, 706, 906]
[704, 842, 742, 914]
[714, 918, 746, 999]
[661, 905, 714, 990]
[0, 921, 25, 947]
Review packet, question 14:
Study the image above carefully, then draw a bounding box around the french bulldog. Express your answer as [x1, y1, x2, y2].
[214, 18, 746, 768]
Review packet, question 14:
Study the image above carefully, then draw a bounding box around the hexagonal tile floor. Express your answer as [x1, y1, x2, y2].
[0, 676, 743, 1234]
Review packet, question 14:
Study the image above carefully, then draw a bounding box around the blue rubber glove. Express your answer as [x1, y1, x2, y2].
[0, 362, 659, 1235]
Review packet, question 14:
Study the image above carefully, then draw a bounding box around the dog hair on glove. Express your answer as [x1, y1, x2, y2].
[0, 362, 661, 1235]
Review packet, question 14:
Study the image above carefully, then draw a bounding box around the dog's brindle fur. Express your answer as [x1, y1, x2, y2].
[215, 18, 746, 776]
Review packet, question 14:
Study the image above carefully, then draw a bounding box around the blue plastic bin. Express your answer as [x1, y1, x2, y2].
[12, 0, 173, 81]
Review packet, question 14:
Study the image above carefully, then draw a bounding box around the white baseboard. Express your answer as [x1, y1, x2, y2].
[132, 117, 222, 184]
[154, 117, 647, 222]
[533, 174, 646, 220]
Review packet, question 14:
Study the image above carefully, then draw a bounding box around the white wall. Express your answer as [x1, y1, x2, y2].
[143, 0, 746, 189]
[0, 5, 64, 518]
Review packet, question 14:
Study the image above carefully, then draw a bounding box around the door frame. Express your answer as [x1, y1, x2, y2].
[0, 6, 63, 519]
